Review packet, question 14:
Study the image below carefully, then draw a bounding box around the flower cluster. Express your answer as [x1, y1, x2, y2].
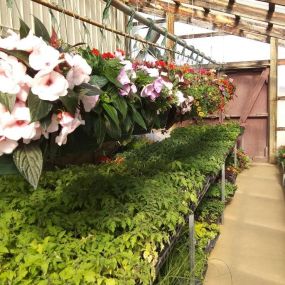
[0, 29, 92, 156]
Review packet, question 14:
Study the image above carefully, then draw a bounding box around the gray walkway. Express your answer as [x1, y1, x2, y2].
[204, 163, 285, 285]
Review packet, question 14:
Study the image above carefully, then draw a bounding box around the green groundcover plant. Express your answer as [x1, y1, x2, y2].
[0, 123, 240, 285]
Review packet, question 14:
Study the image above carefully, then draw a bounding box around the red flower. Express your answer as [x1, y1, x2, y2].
[102, 52, 115, 59]
[91, 48, 100, 56]
[155, 60, 167, 68]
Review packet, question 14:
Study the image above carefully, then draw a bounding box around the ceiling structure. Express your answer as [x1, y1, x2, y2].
[123, 0, 285, 47]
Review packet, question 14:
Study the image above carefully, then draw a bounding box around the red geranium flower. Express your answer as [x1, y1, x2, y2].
[91, 48, 100, 56]
[102, 52, 115, 59]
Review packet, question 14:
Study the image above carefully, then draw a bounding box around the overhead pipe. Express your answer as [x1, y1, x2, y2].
[102, 0, 218, 64]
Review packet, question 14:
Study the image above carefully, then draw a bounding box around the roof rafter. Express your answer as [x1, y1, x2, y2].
[179, 31, 228, 39]
[142, 0, 285, 40]
[174, 0, 285, 27]
[135, 5, 285, 47]
[255, 0, 285, 6]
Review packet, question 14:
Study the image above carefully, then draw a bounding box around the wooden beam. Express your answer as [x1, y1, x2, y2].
[144, 1, 285, 40]
[278, 96, 285, 100]
[269, 37, 278, 163]
[203, 59, 285, 70]
[255, 0, 285, 6]
[176, 0, 285, 27]
[166, 12, 175, 61]
[132, 19, 166, 27]
[179, 31, 227, 39]
[135, 5, 285, 46]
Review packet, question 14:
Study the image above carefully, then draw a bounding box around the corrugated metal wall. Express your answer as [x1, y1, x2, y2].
[0, 0, 126, 51]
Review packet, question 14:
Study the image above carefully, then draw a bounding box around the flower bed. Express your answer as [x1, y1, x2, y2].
[0, 123, 240, 284]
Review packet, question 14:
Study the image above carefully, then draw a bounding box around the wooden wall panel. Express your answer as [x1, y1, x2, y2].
[0, 0, 126, 51]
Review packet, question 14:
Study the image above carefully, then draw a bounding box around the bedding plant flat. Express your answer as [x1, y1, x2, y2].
[0, 123, 240, 284]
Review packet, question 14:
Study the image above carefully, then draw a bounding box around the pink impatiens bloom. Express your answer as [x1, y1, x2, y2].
[31, 71, 68, 101]
[0, 136, 18, 156]
[65, 54, 92, 89]
[117, 69, 130, 86]
[141, 77, 165, 101]
[1, 101, 38, 141]
[80, 95, 100, 112]
[55, 112, 84, 146]
[119, 84, 137, 97]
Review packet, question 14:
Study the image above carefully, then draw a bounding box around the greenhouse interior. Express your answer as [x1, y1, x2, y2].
[0, 0, 285, 284]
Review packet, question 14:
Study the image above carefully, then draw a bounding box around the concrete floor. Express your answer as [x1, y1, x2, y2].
[204, 163, 285, 285]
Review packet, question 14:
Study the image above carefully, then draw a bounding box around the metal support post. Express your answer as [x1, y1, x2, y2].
[189, 213, 196, 285]
[221, 163, 226, 223]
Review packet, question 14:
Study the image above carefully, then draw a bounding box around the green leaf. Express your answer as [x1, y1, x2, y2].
[102, 59, 122, 87]
[105, 279, 116, 285]
[102, 103, 119, 127]
[0, 155, 18, 175]
[2, 49, 30, 67]
[59, 90, 79, 114]
[34, 16, 50, 42]
[19, 19, 30, 38]
[123, 114, 133, 133]
[113, 96, 128, 120]
[77, 83, 102, 97]
[104, 115, 121, 139]
[93, 116, 106, 146]
[131, 106, 147, 130]
[0, 245, 9, 253]
[27, 92, 53, 122]
[13, 144, 43, 189]
[89, 75, 109, 88]
[0, 92, 16, 113]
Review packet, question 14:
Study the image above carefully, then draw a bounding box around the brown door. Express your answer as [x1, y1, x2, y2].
[225, 68, 269, 162]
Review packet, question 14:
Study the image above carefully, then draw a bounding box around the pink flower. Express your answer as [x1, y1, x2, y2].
[119, 84, 137, 96]
[80, 95, 100, 112]
[17, 31, 46, 53]
[16, 83, 30, 102]
[55, 112, 84, 146]
[114, 49, 125, 61]
[0, 30, 20, 50]
[141, 77, 165, 101]
[31, 71, 68, 101]
[117, 69, 130, 86]
[0, 53, 28, 94]
[65, 54, 92, 89]
[0, 136, 18, 156]
[42, 114, 59, 139]
[0, 102, 38, 141]
[29, 44, 62, 74]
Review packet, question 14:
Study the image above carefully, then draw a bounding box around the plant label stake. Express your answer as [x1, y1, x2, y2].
[189, 213, 196, 285]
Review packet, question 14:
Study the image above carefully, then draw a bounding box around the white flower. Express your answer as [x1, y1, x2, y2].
[163, 81, 173, 90]
[0, 30, 20, 50]
[65, 54, 92, 89]
[17, 31, 46, 52]
[176, 90, 186, 105]
[31, 71, 68, 101]
[29, 44, 62, 73]
[0, 53, 27, 94]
